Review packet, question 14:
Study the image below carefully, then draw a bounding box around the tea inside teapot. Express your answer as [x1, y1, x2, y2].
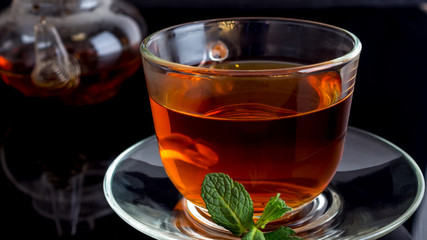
[0, 0, 147, 105]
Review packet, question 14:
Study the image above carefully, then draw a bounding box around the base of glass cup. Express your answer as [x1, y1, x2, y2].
[174, 186, 343, 239]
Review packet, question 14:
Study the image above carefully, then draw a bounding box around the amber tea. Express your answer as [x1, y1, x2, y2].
[141, 18, 361, 222]
[0, 46, 140, 105]
[149, 60, 352, 212]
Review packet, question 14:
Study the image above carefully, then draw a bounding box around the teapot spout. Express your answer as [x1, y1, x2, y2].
[31, 17, 80, 90]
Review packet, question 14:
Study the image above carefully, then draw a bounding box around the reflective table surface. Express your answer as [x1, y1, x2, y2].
[104, 128, 424, 240]
[1, 2, 427, 239]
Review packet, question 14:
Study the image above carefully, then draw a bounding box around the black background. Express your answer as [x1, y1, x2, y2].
[0, 0, 426, 239]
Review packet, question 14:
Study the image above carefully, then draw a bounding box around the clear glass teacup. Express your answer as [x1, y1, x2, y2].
[141, 17, 361, 215]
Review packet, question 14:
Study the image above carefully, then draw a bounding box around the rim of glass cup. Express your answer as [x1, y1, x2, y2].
[140, 17, 362, 76]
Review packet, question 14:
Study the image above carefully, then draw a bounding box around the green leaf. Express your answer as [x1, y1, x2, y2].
[255, 193, 293, 229]
[242, 226, 265, 240]
[264, 226, 302, 240]
[201, 173, 254, 236]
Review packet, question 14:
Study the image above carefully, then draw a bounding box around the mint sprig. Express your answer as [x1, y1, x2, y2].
[201, 173, 302, 240]
[264, 226, 302, 240]
[242, 226, 265, 240]
[255, 193, 292, 229]
[201, 173, 254, 236]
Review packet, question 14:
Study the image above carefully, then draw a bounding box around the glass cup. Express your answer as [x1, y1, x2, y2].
[141, 18, 361, 216]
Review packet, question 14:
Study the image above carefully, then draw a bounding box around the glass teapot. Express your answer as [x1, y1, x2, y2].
[0, 0, 147, 105]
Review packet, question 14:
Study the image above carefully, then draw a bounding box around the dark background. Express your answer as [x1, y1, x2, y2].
[0, 0, 426, 239]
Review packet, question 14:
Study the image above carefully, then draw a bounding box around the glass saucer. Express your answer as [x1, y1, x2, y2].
[103, 127, 425, 239]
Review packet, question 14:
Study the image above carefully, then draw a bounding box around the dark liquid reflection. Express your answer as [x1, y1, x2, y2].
[1, 81, 153, 237]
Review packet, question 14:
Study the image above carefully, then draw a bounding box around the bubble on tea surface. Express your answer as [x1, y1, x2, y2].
[208, 41, 229, 62]
[158, 133, 218, 169]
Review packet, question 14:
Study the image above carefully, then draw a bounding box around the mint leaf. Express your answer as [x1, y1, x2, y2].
[264, 226, 302, 240]
[255, 193, 292, 229]
[201, 173, 302, 239]
[201, 173, 254, 236]
[242, 226, 265, 240]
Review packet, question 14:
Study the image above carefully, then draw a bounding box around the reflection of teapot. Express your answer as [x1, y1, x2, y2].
[0, 98, 137, 236]
[1, 137, 113, 236]
[0, 0, 147, 105]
